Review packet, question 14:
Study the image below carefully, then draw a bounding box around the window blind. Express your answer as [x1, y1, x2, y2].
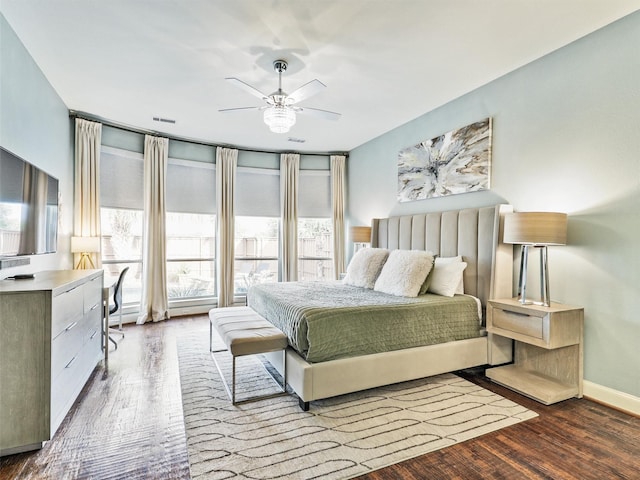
[100, 146, 144, 210]
[100, 146, 216, 214]
[166, 158, 215, 214]
[235, 166, 280, 217]
[299, 170, 331, 218]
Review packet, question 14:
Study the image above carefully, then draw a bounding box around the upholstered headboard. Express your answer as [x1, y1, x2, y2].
[371, 204, 513, 310]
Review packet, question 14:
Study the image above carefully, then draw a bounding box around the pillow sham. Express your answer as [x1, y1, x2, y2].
[342, 247, 389, 289]
[427, 261, 468, 297]
[420, 255, 465, 295]
[437, 256, 465, 294]
[374, 250, 435, 297]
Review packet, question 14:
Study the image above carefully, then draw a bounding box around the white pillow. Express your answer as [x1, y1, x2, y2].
[342, 248, 389, 289]
[419, 255, 464, 295]
[428, 261, 468, 297]
[374, 250, 435, 297]
[435, 256, 465, 294]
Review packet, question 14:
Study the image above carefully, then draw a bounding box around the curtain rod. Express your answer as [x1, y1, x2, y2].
[69, 110, 348, 158]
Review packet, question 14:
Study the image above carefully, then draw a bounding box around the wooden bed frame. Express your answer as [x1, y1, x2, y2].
[264, 204, 514, 410]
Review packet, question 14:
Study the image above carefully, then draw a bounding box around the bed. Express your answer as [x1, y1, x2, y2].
[250, 204, 514, 410]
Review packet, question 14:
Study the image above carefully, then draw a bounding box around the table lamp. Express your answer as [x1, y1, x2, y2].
[350, 226, 372, 253]
[503, 212, 567, 307]
[71, 236, 101, 269]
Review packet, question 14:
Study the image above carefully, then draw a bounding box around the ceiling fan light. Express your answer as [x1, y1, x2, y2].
[263, 106, 296, 133]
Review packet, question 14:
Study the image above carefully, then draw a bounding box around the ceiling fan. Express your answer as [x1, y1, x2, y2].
[219, 59, 341, 134]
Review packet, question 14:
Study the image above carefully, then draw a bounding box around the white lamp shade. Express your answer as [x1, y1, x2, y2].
[71, 236, 101, 253]
[503, 212, 567, 246]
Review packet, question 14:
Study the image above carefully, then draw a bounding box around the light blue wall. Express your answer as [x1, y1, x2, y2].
[0, 14, 73, 273]
[348, 12, 640, 398]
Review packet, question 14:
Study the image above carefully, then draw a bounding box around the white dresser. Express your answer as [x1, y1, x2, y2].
[0, 269, 103, 456]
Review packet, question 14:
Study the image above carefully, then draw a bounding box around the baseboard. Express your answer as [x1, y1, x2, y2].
[583, 380, 640, 417]
[169, 304, 212, 317]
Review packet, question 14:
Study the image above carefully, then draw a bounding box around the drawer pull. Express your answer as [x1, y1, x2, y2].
[90, 303, 99, 311]
[65, 321, 78, 331]
[90, 330, 99, 340]
[65, 355, 78, 369]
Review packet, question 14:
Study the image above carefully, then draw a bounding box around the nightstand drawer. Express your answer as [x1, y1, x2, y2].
[492, 308, 543, 339]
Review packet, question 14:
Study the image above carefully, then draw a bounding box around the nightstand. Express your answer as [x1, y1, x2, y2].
[486, 298, 584, 405]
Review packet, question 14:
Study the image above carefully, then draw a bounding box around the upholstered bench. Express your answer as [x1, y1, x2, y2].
[209, 306, 287, 405]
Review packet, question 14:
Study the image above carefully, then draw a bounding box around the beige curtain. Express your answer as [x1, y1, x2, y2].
[280, 153, 299, 282]
[331, 155, 346, 278]
[137, 135, 169, 324]
[73, 119, 102, 269]
[216, 147, 238, 307]
[18, 165, 48, 255]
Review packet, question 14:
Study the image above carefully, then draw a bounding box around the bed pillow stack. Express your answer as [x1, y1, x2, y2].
[342, 247, 390, 289]
[373, 250, 435, 297]
[343, 248, 467, 298]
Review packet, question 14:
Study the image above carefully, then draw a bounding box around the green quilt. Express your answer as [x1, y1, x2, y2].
[247, 281, 482, 363]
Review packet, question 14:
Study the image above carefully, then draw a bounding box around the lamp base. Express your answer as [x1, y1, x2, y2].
[354, 242, 370, 253]
[517, 298, 551, 307]
[517, 245, 551, 307]
[75, 253, 96, 270]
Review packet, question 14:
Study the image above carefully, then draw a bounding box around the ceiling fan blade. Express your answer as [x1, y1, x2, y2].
[225, 77, 268, 100]
[218, 106, 261, 113]
[296, 106, 341, 121]
[286, 79, 326, 104]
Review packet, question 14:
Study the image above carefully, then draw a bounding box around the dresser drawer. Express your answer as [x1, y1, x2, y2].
[492, 307, 543, 340]
[51, 328, 101, 431]
[50, 346, 83, 432]
[83, 275, 103, 314]
[52, 286, 83, 339]
[84, 322, 103, 367]
[84, 305, 102, 343]
[51, 318, 85, 377]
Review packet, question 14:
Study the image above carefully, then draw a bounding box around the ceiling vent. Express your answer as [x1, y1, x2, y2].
[152, 116, 176, 124]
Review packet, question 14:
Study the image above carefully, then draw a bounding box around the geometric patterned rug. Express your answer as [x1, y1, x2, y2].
[177, 335, 537, 480]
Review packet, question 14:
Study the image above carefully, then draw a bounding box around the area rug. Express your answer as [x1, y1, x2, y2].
[177, 335, 537, 480]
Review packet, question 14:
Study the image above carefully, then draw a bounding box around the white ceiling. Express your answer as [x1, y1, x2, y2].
[1, 1, 638, 153]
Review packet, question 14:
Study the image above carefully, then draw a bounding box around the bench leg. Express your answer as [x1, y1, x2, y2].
[232, 356, 236, 404]
[211, 348, 287, 406]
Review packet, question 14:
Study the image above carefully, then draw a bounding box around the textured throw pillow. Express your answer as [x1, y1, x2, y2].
[374, 250, 435, 297]
[342, 248, 390, 289]
[420, 255, 465, 295]
[427, 261, 468, 297]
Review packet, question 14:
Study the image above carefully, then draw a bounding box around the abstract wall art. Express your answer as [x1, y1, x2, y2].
[397, 118, 492, 202]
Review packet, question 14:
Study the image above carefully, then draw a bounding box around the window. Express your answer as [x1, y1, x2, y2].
[100, 207, 143, 305]
[298, 167, 333, 280]
[234, 163, 280, 295]
[298, 218, 333, 280]
[166, 212, 215, 300]
[234, 216, 279, 294]
[100, 146, 144, 307]
[165, 157, 216, 301]
[101, 144, 217, 306]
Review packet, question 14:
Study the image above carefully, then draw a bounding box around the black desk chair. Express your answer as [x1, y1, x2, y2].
[108, 267, 129, 349]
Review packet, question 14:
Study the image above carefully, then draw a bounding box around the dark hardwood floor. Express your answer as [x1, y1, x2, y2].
[1, 315, 639, 480]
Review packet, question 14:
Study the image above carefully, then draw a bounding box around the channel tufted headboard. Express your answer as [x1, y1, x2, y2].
[371, 204, 513, 311]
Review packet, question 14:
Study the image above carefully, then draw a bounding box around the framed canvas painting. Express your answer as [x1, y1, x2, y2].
[397, 118, 492, 202]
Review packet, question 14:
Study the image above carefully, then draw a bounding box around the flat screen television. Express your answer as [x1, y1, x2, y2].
[0, 146, 59, 257]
